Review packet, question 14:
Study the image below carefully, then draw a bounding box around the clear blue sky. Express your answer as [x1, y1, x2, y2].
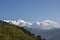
[0, 0, 60, 23]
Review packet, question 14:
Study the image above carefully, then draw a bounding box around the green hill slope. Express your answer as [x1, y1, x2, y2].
[0, 20, 42, 40]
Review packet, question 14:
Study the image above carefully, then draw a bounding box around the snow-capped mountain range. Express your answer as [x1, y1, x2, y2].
[3, 19, 60, 40]
[4, 19, 32, 27]
[3, 19, 60, 30]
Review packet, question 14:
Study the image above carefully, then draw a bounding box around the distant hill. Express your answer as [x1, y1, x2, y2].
[25, 27, 60, 40]
[0, 20, 43, 40]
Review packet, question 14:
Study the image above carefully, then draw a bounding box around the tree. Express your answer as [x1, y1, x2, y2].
[43, 38, 45, 40]
[37, 35, 42, 40]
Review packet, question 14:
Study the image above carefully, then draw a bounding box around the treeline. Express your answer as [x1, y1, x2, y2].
[16, 26, 45, 40]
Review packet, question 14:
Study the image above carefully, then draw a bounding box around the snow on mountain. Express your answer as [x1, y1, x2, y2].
[4, 19, 32, 27]
[30, 20, 60, 30]
[40, 20, 60, 30]
[4, 19, 60, 30]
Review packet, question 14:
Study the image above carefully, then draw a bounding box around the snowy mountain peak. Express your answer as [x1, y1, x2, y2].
[41, 20, 58, 25]
[17, 19, 25, 23]
[30, 20, 60, 30]
[36, 22, 40, 25]
[3, 19, 60, 30]
[41, 20, 60, 27]
[33, 20, 59, 25]
[4, 19, 32, 27]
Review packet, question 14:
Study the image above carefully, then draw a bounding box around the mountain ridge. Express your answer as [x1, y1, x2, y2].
[3, 19, 60, 30]
[0, 20, 43, 40]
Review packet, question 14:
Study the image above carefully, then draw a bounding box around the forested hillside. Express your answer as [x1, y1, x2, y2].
[0, 20, 43, 40]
